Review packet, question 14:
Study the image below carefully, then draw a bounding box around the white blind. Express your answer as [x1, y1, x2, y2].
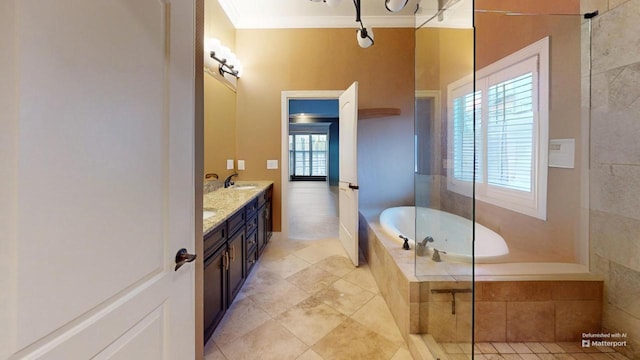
[452, 90, 482, 182]
[486, 73, 534, 192]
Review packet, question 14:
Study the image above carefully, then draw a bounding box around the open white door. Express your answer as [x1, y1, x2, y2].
[1, 1, 196, 359]
[338, 82, 360, 267]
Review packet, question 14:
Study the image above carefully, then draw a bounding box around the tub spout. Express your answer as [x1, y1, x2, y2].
[421, 236, 434, 247]
[399, 235, 410, 250]
[432, 248, 447, 262]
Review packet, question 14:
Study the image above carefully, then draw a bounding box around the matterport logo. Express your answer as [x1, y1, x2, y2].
[582, 332, 628, 348]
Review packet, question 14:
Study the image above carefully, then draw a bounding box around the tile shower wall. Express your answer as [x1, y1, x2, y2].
[588, 0, 640, 358]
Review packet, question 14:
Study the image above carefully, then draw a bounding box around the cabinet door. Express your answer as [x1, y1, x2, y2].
[227, 229, 246, 303]
[203, 245, 227, 343]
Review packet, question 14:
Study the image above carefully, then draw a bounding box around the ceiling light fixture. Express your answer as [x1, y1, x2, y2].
[313, 0, 374, 48]
[385, 0, 409, 12]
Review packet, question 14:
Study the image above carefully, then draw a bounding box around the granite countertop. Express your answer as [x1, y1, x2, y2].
[202, 180, 273, 236]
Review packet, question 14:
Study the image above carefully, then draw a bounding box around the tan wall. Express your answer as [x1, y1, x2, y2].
[473, 0, 583, 261]
[235, 28, 416, 231]
[204, 0, 237, 178]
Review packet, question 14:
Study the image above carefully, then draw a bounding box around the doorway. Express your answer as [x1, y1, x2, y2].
[280, 92, 342, 240]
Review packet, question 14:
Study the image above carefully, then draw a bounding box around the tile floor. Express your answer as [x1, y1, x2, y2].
[438, 342, 630, 360]
[204, 182, 413, 359]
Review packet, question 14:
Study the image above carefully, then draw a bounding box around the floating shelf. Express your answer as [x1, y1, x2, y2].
[358, 108, 401, 119]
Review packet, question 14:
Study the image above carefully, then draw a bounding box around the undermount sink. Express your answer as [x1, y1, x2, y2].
[232, 185, 257, 190]
[203, 210, 217, 220]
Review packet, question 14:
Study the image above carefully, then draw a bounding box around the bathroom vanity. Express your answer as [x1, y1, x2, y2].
[202, 181, 273, 342]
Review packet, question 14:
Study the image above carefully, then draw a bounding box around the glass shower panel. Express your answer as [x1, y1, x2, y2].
[414, 6, 475, 350]
[472, 0, 593, 353]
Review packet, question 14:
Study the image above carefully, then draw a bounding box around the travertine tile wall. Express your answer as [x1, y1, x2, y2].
[585, 0, 640, 358]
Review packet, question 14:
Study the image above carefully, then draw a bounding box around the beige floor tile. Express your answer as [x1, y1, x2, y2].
[296, 349, 324, 360]
[596, 347, 616, 353]
[260, 253, 312, 279]
[494, 343, 517, 354]
[525, 343, 550, 354]
[441, 342, 464, 354]
[248, 278, 309, 317]
[312, 318, 400, 360]
[510, 343, 534, 354]
[240, 267, 283, 297]
[276, 297, 347, 346]
[315, 255, 355, 277]
[486, 355, 506, 360]
[553, 354, 579, 360]
[502, 355, 524, 360]
[449, 354, 472, 360]
[390, 347, 414, 360]
[218, 320, 307, 360]
[519, 354, 541, 360]
[286, 265, 340, 294]
[558, 342, 586, 353]
[570, 353, 595, 360]
[542, 343, 567, 354]
[293, 239, 346, 264]
[589, 354, 616, 360]
[537, 354, 558, 360]
[313, 278, 375, 316]
[351, 295, 404, 345]
[477, 342, 499, 354]
[342, 264, 381, 294]
[204, 340, 227, 360]
[211, 297, 271, 346]
[456, 342, 473, 354]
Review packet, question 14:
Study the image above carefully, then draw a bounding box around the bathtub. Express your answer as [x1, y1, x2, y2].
[379, 206, 509, 263]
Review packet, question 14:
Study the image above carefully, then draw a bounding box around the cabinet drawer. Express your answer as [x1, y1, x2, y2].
[246, 229, 258, 255]
[246, 245, 257, 275]
[227, 209, 246, 237]
[258, 186, 272, 207]
[245, 198, 259, 217]
[204, 224, 225, 259]
[245, 214, 258, 236]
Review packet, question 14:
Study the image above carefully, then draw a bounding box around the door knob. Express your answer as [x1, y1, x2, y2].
[348, 183, 359, 190]
[175, 248, 197, 271]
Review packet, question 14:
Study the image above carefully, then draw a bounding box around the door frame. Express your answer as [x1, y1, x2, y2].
[280, 90, 342, 239]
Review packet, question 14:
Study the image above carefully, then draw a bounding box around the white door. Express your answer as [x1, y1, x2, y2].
[0, 1, 196, 359]
[338, 82, 359, 267]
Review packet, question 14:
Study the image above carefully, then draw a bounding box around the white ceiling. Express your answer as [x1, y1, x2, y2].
[217, 0, 472, 29]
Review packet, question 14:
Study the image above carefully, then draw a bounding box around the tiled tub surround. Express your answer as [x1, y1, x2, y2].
[202, 180, 273, 235]
[360, 212, 604, 359]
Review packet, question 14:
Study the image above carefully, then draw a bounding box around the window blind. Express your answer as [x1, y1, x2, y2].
[486, 73, 534, 192]
[452, 91, 482, 183]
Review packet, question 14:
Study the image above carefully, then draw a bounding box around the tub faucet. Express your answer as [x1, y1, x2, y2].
[432, 248, 447, 262]
[417, 236, 434, 257]
[224, 173, 238, 188]
[399, 235, 410, 250]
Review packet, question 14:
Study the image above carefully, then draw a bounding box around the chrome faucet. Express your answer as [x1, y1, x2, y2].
[224, 173, 238, 188]
[416, 236, 434, 256]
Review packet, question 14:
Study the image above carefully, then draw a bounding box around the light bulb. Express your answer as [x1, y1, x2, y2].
[325, 0, 341, 7]
[205, 38, 221, 55]
[385, 0, 408, 12]
[357, 27, 374, 48]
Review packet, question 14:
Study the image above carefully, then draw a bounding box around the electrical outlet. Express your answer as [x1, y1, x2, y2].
[267, 160, 278, 169]
[227, 159, 234, 170]
[238, 160, 245, 170]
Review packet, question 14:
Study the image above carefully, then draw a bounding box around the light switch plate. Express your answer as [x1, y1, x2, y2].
[267, 160, 278, 169]
[238, 160, 245, 170]
[226, 159, 234, 170]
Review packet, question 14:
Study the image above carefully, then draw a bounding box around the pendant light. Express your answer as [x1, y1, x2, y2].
[385, 0, 409, 12]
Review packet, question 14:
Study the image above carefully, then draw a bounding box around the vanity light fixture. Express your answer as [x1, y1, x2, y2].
[205, 38, 243, 78]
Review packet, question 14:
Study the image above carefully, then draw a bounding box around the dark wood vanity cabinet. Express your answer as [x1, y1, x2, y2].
[203, 185, 273, 344]
[203, 242, 227, 342]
